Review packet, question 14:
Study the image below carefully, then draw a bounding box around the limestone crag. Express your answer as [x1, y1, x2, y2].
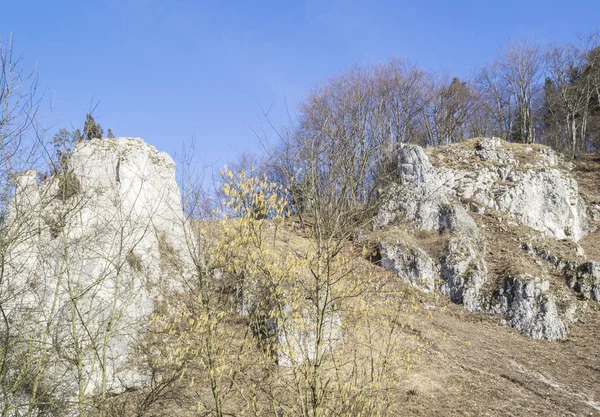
[570, 261, 600, 301]
[492, 275, 566, 340]
[377, 138, 595, 340]
[3, 138, 193, 397]
[437, 205, 488, 311]
[379, 239, 438, 292]
[380, 204, 489, 312]
[378, 138, 589, 241]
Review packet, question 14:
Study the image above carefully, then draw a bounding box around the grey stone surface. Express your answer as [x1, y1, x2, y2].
[376, 144, 453, 230]
[570, 261, 600, 301]
[379, 238, 439, 292]
[440, 234, 487, 312]
[376, 139, 588, 340]
[493, 275, 567, 340]
[2, 138, 193, 398]
[377, 139, 590, 241]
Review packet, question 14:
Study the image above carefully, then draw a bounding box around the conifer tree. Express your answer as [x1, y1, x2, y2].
[83, 113, 104, 140]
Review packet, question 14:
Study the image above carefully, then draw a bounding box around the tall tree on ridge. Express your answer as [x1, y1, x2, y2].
[83, 113, 104, 140]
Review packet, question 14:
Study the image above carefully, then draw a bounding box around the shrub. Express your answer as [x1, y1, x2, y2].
[57, 172, 81, 202]
[126, 250, 143, 273]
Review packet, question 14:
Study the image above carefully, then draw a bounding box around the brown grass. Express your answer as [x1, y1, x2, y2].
[575, 152, 600, 261]
[393, 294, 600, 416]
[426, 138, 567, 173]
[102, 148, 600, 416]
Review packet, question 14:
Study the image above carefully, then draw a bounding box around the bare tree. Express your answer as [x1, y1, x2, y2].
[0, 33, 59, 416]
[503, 40, 543, 144]
[421, 73, 473, 146]
[374, 58, 428, 148]
[544, 33, 600, 156]
[475, 62, 515, 139]
[262, 68, 421, 415]
[476, 40, 543, 143]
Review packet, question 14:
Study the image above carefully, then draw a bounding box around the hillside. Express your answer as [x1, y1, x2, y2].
[1, 137, 599, 416]
[366, 138, 600, 415]
[2, 10, 600, 416]
[374, 282, 600, 416]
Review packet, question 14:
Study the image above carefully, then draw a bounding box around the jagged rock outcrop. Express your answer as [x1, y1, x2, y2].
[440, 236, 487, 312]
[380, 204, 488, 312]
[377, 138, 590, 241]
[234, 274, 342, 367]
[376, 144, 450, 230]
[570, 261, 600, 301]
[376, 138, 594, 340]
[2, 138, 193, 399]
[379, 239, 438, 292]
[437, 205, 488, 311]
[492, 275, 566, 340]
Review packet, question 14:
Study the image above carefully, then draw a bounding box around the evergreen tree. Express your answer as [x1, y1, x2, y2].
[83, 113, 104, 140]
[50, 128, 80, 174]
[73, 129, 84, 142]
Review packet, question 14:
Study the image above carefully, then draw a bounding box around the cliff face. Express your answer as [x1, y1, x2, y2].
[3, 138, 192, 397]
[377, 138, 598, 340]
[377, 138, 590, 240]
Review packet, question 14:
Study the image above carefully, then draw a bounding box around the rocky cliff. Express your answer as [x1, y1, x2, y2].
[376, 138, 599, 340]
[2, 138, 192, 401]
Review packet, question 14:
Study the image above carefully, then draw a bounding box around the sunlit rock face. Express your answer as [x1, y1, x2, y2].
[377, 138, 590, 241]
[2, 138, 192, 399]
[377, 138, 593, 341]
[492, 275, 566, 340]
[570, 261, 600, 301]
[379, 239, 439, 293]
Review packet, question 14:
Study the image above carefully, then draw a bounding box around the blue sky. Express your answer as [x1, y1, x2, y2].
[1, 0, 599, 169]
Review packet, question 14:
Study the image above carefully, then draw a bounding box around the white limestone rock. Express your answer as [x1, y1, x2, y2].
[440, 235, 487, 312]
[475, 137, 514, 162]
[277, 300, 343, 367]
[437, 205, 488, 311]
[235, 274, 343, 367]
[379, 204, 488, 311]
[569, 261, 600, 301]
[375, 139, 584, 340]
[438, 204, 478, 236]
[379, 239, 439, 292]
[376, 144, 453, 230]
[492, 275, 566, 340]
[377, 139, 590, 241]
[2, 138, 193, 399]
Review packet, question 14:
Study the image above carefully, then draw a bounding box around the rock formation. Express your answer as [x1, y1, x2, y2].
[2, 138, 193, 400]
[377, 138, 597, 340]
[378, 138, 589, 240]
[570, 261, 600, 301]
[379, 239, 438, 293]
[3, 135, 599, 414]
[491, 275, 566, 340]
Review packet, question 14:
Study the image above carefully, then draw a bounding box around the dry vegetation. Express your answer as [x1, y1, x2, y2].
[131, 226, 600, 416]
[392, 293, 600, 416]
[576, 153, 600, 261]
[101, 170, 427, 417]
[328, 147, 600, 416]
[426, 137, 562, 172]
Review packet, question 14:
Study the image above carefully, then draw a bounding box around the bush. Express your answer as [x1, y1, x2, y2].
[126, 250, 144, 273]
[57, 172, 81, 202]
